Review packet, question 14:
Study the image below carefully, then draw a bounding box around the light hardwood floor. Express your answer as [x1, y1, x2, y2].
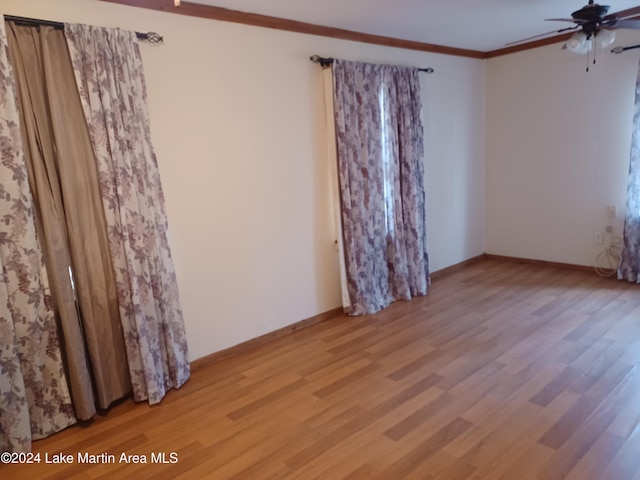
[4, 258, 640, 479]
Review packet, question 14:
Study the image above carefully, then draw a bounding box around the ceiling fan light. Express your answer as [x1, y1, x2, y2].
[597, 29, 615, 47]
[574, 41, 593, 55]
[565, 31, 591, 54]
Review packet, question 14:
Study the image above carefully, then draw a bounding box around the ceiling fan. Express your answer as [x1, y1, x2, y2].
[509, 1, 640, 54]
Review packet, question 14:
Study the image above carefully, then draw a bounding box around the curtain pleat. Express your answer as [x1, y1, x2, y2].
[0, 21, 76, 453]
[332, 60, 429, 315]
[619, 59, 640, 282]
[6, 22, 131, 415]
[65, 24, 190, 404]
[393, 66, 429, 297]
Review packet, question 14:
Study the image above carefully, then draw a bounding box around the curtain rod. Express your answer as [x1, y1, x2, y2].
[4, 15, 163, 44]
[310, 55, 434, 73]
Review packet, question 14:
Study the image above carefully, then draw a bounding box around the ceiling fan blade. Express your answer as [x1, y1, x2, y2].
[605, 6, 640, 21]
[545, 18, 582, 22]
[609, 19, 640, 29]
[505, 25, 580, 46]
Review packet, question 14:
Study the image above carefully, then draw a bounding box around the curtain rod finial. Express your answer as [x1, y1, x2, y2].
[136, 32, 163, 44]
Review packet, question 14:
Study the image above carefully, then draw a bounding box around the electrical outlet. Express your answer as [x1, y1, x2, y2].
[594, 231, 604, 244]
[606, 225, 613, 233]
[607, 205, 617, 218]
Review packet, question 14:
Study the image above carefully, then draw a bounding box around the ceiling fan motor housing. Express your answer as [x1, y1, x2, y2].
[571, 3, 612, 36]
[571, 3, 610, 22]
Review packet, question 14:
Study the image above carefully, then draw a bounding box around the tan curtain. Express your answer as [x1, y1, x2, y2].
[0, 20, 75, 453]
[65, 24, 190, 404]
[6, 22, 131, 416]
[322, 66, 350, 309]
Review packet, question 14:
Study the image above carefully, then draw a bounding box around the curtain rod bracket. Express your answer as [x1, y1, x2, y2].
[310, 54, 434, 73]
[310, 55, 333, 68]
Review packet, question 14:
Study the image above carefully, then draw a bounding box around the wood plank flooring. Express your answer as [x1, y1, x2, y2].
[4, 258, 640, 479]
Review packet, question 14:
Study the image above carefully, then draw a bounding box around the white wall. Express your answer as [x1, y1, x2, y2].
[486, 35, 638, 266]
[2, 0, 486, 360]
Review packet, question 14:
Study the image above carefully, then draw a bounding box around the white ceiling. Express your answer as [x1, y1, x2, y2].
[188, 0, 640, 52]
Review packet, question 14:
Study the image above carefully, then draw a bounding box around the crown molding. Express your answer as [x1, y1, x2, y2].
[98, 0, 485, 59]
[97, 0, 640, 60]
[485, 32, 574, 58]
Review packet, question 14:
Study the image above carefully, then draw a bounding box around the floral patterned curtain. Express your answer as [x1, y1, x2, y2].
[619, 59, 640, 283]
[0, 21, 76, 453]
[64, 24, 190, 404]
[332, 59, 429, 315]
